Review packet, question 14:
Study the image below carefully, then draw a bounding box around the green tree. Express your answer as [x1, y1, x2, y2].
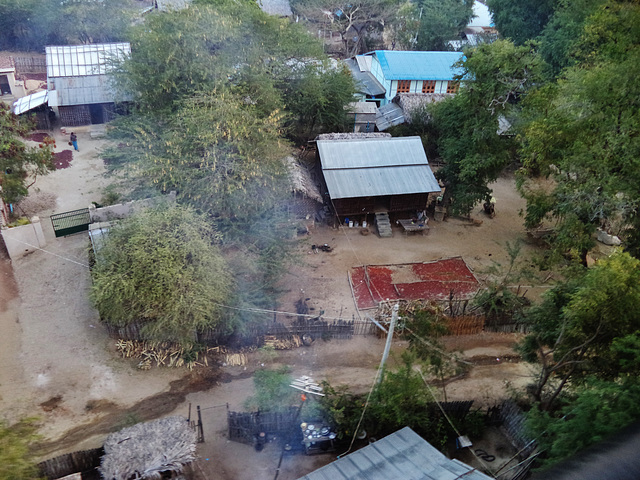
[0, 104, 54, 206]
[115, 1, 321, 113]
[527, 376, 640, 467]
[519, 251, 640, 410]
[487, 0, 557, 45]
[537, 0, 605, 76]
[0, 418, 41, 480]
[103, 90, 290, 223]
[430, 40, 543, 215]
[320, 352, 470, 449]
[90, 205, 233, 344]
[414, 0, 474, 51]
[282, 62, 356, 141]
[245, 367, 298, 412]
[518, 0, 640, 263]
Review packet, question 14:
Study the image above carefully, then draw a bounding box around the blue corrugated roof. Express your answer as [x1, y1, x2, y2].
[374, 50, 464, 81]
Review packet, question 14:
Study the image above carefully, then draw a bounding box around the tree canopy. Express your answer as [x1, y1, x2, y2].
[487, 0, 557, 45]
[518, 0, 640, 263]
[0, 104, 54, 206]
[413, 0, 474, 51]
[0, 0, 134, 51]
[430, 40, 543, 215]
[90, 205, 233, 344]
[291, 0, 400, 56]
[519, 251, 640, 410]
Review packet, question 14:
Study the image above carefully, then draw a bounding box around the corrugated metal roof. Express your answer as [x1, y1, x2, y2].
[374, 50, 464, 81]
[376, 103, 405, 131]
[318, 136, 440, 199]
[46, 43, 131, 78]
[297, 427, 493, 480]
[13, 90, 48, 115]
[355, 54, 372, 72]
[51, 75, 130, 106]
[344, 58, 386, 97]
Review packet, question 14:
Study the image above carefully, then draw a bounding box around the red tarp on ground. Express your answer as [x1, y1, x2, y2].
[349, 257, 480, 310]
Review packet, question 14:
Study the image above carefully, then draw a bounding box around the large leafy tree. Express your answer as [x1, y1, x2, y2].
[430, 40, 543, 215]
[519, 252, 640, 410]
[103, 90, 290, 223]
[291, 0, 400, 56]
[537, 0, 606, 76]
[0, 104, 54, 206]
[90, 205, 233, 344]
[518, 0, 640, 263]
[527, 376, 640, 467]
[487, 0, 557, 45]
[0, 0, 133, 51]
[115, 1, 321, 113]
[414, 0, 474, 51]
[281, 62, 355, 141]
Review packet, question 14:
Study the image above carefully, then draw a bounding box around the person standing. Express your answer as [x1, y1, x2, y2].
[70, 132, 78, 152]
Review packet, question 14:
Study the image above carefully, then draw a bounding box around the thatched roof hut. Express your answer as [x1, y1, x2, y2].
[286, 156, 322, 203]
[99, 416, 196, 480]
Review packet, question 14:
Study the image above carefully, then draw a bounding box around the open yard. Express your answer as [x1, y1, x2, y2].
[0, 127, 545, 479]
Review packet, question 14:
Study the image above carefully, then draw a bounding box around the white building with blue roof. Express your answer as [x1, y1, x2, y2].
[361, 50, 464, 105]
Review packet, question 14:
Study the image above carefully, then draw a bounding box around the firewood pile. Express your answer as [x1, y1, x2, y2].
[263, 334, 303, 349]
[115, 339, 218, 370]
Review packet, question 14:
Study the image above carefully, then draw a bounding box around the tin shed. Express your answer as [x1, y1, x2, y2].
[317, 135, 440, 217]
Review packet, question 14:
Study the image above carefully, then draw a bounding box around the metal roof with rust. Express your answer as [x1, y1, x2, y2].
[318, 136, 440, 200]
[296, 427, 493, 480]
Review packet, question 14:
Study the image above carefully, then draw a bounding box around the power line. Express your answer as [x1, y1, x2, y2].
[5, 236, 90, 268]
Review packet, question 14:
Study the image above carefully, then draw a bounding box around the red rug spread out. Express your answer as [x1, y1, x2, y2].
[349, 257, 480, 310]
[53, 150, 73, 169]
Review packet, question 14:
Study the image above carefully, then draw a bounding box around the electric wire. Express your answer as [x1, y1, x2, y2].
[418, 370, 498, 478]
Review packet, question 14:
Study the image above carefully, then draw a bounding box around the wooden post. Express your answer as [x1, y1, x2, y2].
[197, 405, 204, 443]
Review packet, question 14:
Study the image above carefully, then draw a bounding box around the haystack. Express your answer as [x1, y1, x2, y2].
[99, 416, 196, 480]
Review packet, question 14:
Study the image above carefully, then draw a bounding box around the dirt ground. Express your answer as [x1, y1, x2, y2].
[0, 127, 544, 479]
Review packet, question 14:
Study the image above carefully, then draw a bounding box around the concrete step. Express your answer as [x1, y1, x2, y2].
[375, 212, 393, 237]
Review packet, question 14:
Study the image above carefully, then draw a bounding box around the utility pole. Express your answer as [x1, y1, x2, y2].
[378, 303, 399, 383]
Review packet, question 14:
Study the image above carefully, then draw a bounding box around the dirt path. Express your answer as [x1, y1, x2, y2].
[0, 127, 186, 455]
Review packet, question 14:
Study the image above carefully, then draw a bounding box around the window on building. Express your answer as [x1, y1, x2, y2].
[422, 80, 436, 94]
[0, 75, 11, 95]
[446, 81, 459, 94]
[397, 80, 411, 93]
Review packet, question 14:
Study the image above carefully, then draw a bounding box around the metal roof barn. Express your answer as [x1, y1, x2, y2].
[318, 136, 440, 199]
[374, 50, 464, 81]
[296, 427, 493, 480]
[46, 43, 131, 107]
[46, 43, 130, 78]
